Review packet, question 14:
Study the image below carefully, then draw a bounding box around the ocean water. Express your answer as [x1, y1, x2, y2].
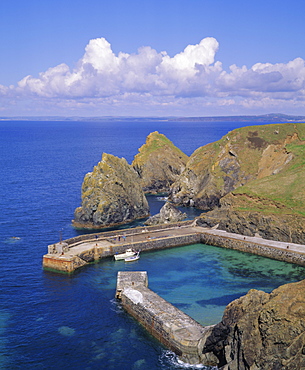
[0, 120, 305, 370]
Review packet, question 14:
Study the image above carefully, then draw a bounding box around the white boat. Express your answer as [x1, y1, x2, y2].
[114, 248, 136, 261]
[125, 252, 140, 262]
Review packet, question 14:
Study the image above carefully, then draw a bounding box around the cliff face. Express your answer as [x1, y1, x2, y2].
[203, 279, 305, 369]
[73, 153, 149, 229]
[132, 131, 188, 194]
[196, 124, 305, 243]
[169, 123, 304, 210]
[197, 196, 305, 244]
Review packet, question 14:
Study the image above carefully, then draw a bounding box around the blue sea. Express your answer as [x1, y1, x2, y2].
[1, 120, 305, 370]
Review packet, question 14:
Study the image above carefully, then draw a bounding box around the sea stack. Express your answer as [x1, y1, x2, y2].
[73, 153, 149, 229]
[132, 131, 188, 194]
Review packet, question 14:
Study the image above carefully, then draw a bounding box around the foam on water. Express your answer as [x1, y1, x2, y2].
[160, 350, 217, 369]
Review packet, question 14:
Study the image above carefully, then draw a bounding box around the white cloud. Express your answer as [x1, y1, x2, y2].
[217, 58, 305, 96]
[3, 37, 305, 115]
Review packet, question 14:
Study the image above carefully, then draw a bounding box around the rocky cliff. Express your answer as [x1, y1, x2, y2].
[73, 153, 149, 229]
[195, 123, 305, 242]
[132, 131, 188, 194]
[202, 279, 305, 369]
[196, 199, 305, 244]
[169, 123, 305, 210]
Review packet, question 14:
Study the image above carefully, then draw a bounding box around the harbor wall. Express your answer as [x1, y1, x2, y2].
[43, 232, 201, 273]
[199, 232, 305, 266]
[116, 271, 216, 366]
[117, 233, 201, 254]
[43, 225, 305, 273]
[49, 221, 194, 247]
[42, 255, 88, 273]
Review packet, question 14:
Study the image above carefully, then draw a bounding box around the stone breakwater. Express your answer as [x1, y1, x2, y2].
[43, 222, 305, 273]
[42, 224, 305, 367]
[116, 271, 216, 365]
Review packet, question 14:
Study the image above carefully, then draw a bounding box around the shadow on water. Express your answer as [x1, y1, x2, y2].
[197, 293, 249, 307]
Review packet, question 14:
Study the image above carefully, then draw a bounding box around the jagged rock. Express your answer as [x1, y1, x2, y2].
[201, 279, 305, 369]
[73, 153, 149, 229]
[132, 131, 188, 194]
[144, 202, 187, 226]
[169, 123, 301, 210]
[197, 205, 305, 244]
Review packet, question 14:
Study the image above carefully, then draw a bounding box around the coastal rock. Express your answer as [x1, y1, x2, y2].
[73, 153, 149, 229]
[132, 131, 188, 194]
[144, 202, 187, 226]
[197, 205, 305, 244]
[201, 279, 305, 369]
[196, 157, 305, 244]
[169, 123, 301, 210]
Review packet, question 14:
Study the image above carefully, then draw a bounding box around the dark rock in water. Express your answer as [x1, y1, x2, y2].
[144, 202, 186, 226]
[132, 131, 188, 194]
[73, 153, 149, 229]
[201, 279, 305, 369]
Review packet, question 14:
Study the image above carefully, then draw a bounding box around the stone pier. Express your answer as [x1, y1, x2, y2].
[43, 222, 305, 273]
[116, 271, 217, 366]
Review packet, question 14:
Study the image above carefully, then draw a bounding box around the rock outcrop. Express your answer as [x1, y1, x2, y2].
[132, 131, 188, 194]
[196, 202, 305, 244]
[144, 202, 187, 226]
[202, 279, 305, 369]
[169, 123, 303, 210]
[73, 153, 149, 229]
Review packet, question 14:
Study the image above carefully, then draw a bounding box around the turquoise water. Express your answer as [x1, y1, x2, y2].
[1, 120, 304, 369]
[93, 243, 305, 326]
[33, 243, 305, 370]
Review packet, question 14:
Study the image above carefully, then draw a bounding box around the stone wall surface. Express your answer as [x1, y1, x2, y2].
[199, 232, 305, 266]
[117, 271, 217, 366]
[54, 220, 193, 247]
[42, 255, 87, 273]
[44, 225, 305, 274]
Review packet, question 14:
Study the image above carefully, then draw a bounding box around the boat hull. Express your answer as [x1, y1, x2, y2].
[125, 253, 140, 262]
[114, 249, 136, 261]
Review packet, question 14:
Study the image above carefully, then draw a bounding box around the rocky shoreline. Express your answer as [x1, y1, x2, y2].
[205, 279, 305, 369]
[73, 124, 305, 244]
[71, 123, 305, 368]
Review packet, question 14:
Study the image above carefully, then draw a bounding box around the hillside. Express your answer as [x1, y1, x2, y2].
[189, 122, 305, 242]
[170, 123, 305, 209]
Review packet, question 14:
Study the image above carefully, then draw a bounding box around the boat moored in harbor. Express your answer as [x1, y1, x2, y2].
[114, 248, 136, 261]
[124, 251, 140, 262]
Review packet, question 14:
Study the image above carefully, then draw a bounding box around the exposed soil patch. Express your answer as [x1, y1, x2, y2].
[247, 131, 267, 149]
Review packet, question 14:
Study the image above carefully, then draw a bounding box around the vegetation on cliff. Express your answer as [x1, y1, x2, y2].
[132, 131, 188, 193]
[73, 153, 149, 229]
[73, 124, 305, 238]
[194, 123, 305, 242]
[170, 123, 305, 211]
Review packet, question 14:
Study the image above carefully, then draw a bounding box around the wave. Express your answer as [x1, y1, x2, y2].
[159, 350, 217, 369]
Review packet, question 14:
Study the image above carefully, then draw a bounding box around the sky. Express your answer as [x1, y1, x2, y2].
[0, 0, 305, 117]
